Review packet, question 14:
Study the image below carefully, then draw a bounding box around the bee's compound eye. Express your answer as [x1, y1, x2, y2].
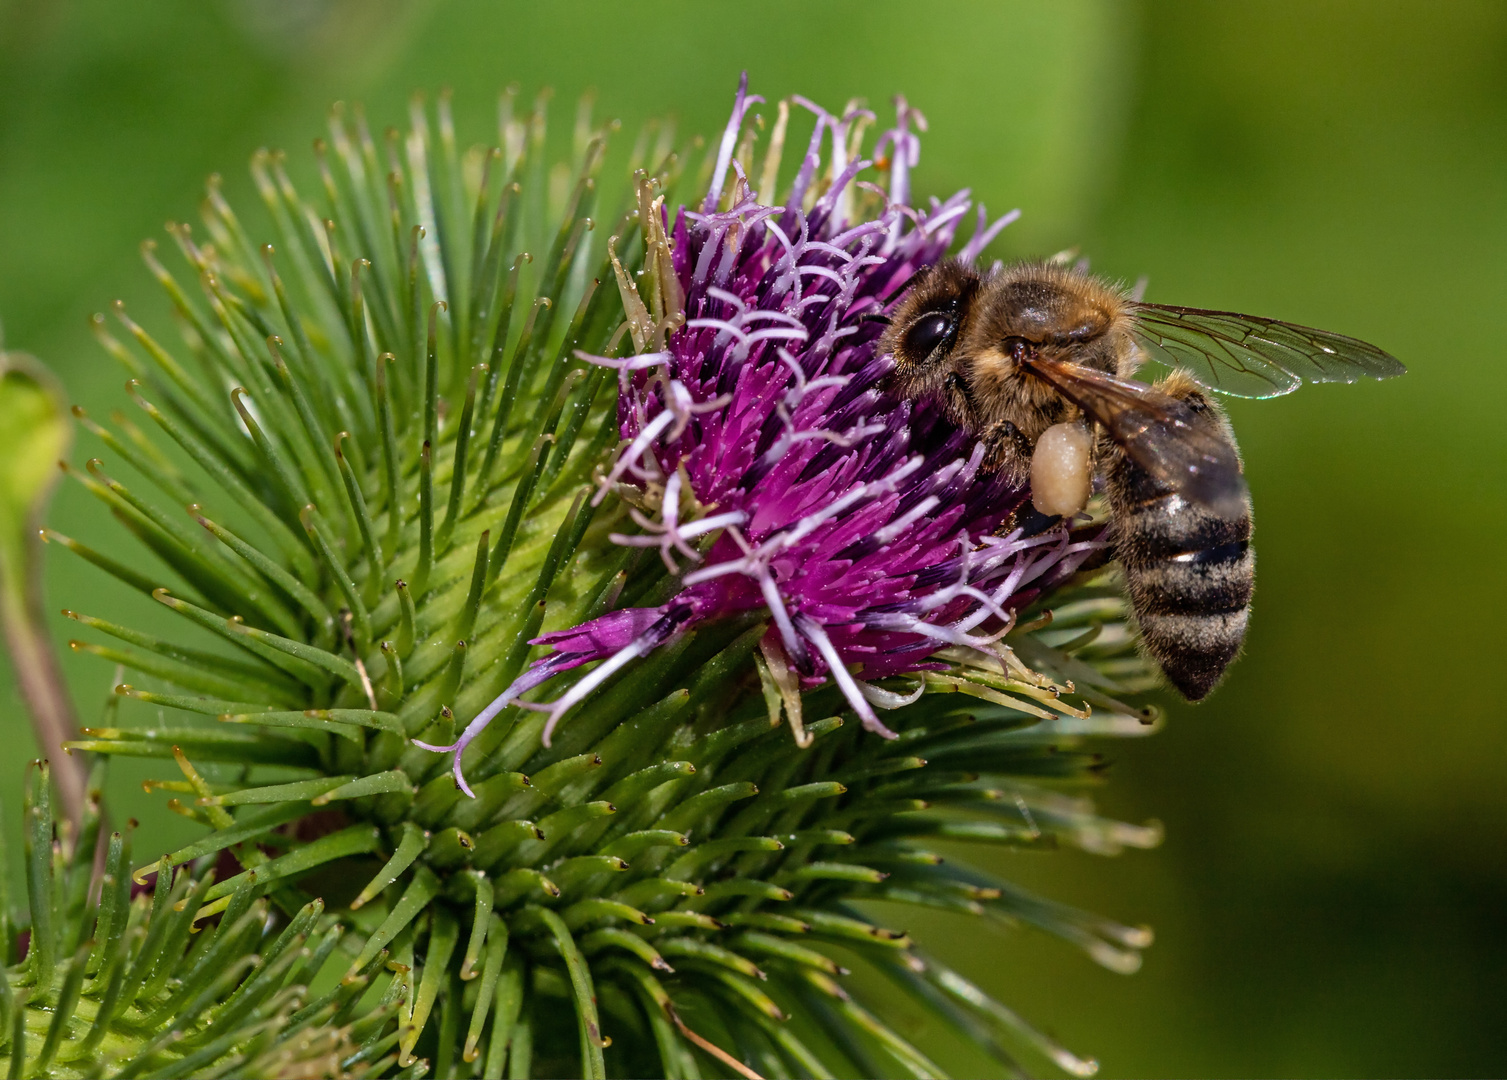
[905, 313, 953, 357]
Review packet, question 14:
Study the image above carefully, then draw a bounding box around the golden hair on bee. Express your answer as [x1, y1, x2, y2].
[882, 260, 1143, 485]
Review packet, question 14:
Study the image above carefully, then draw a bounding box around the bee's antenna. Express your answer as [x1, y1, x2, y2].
[858, 313, 891, 326]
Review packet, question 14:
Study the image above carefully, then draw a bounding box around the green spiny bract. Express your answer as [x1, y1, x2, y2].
[30, 87, 1164, 1078]
[1, 760, 400, 1077]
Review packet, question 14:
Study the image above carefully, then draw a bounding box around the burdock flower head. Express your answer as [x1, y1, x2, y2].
[24, 72, 1165, 1079]
[425, 77, 1099, 789]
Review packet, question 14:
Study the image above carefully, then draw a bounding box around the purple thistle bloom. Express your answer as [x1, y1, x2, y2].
[422, 76, 1101, 794]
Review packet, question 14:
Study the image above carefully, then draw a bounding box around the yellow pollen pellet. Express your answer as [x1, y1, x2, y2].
[1030, 422, 1093, 517]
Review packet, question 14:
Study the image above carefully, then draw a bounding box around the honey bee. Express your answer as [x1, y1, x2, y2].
[880, 260, 1404, 700]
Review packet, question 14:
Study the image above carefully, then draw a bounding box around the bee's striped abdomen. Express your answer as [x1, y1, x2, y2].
[1106, 389, 1254, 701]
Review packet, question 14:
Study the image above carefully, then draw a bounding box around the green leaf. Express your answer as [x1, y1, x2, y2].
[0, 353, 68, 552]
[0, 353, 86, 819]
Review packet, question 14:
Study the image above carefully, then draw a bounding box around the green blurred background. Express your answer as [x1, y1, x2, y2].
[2, 0, 1503, 1075]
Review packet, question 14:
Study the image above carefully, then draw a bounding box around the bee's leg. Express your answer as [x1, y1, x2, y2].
[1012, 503, 1062, 537]
[943, 372, 983, 429]
[977, 416, 1034, 476]
[985, 419, 1062, 536]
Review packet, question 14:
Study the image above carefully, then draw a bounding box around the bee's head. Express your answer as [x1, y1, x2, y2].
[879, 260, 981, 402]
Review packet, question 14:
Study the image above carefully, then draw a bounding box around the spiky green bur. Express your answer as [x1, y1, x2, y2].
[34, 89, 1164, 1077]
[0, 760, 412, 1078]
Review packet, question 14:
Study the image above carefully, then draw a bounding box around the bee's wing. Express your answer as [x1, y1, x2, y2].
[1023, 355, 1248, 515]
[1132, 304, 1406, 399]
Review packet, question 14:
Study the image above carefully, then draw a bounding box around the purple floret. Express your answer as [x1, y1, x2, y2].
[421, 75, 1101, 795]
